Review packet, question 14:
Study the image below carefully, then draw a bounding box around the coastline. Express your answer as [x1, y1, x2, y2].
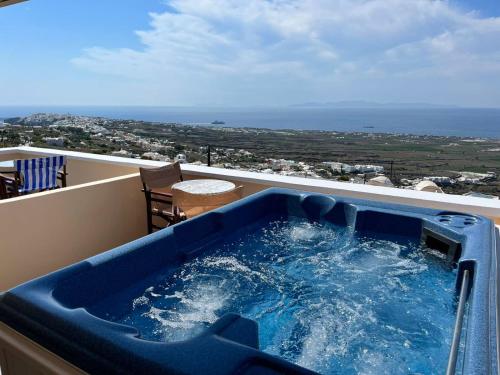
[2, 112, 499, 196]
[1, 106, 500, 139]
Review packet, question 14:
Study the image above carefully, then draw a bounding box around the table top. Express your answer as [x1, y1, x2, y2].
[172, 179, 236, 195]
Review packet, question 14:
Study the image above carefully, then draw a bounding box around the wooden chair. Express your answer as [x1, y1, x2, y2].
[139, 162, 183, 233]
[59, 165, 68, 188]
[173, 186, 244, 220]
[0, 174, 17, 199]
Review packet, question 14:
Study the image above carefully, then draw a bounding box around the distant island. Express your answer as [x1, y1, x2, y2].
[290, 101, 460, 109]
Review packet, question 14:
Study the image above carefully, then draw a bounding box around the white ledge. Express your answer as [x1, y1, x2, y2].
[3, 146, 500, 220]
[0, 146, 167, 168]
[182, 164, 500, 217]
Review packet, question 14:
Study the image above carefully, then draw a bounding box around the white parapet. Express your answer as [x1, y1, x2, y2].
[3, 146, 500, 221]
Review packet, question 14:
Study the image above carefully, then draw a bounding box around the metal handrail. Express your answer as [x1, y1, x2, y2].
[446, 269, 471, 375]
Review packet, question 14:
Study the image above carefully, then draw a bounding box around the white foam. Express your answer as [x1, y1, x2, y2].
[142, 279, 231, 341]
[132, 296, 149, 309]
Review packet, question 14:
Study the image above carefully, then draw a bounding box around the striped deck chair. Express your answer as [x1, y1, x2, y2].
[15, 156, 67, 193]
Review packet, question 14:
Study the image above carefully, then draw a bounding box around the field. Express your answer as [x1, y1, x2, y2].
[2, 115, 500, 196]
[128, 122, 500, 194]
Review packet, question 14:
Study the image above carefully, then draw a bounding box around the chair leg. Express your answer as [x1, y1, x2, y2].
[62, 165, 67, 188]
[172, 206, 186, 223]
[147, 215, 153, 234]
[145, 191, 153, 234]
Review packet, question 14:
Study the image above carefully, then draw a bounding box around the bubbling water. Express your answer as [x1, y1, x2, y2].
[109, 218, 457, 374]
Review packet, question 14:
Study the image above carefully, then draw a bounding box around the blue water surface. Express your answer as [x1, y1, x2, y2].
[1, 106, 499, 138]
[91, 217, 457, 374]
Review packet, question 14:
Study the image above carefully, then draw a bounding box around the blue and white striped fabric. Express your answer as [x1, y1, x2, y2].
[15, 156, 66, 192]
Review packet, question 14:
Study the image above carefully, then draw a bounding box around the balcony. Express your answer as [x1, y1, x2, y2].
[2, 145, 500, 292]
[1, 145, 499, 374]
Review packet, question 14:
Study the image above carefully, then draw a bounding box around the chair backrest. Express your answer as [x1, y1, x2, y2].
[15, 156, 66, 192]
[140, 162, 183, 192]
[0, 175, 9, 199]
[173, 185, 244, 218]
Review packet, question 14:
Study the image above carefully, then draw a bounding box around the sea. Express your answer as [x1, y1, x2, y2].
[1, 106, 499, 139]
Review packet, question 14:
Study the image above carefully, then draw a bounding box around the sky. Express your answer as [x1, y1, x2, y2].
[1, 0, 500, 107]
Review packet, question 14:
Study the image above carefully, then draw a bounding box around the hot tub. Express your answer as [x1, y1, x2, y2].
[0, 188, 498, 374]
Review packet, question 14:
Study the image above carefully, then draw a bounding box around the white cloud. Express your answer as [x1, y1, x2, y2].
[72, 0, 500, 106]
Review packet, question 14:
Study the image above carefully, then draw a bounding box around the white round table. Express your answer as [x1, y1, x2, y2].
[171, 179, 236, 195]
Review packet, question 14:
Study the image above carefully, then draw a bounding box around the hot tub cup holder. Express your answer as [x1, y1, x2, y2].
[436, 213, 479, 228]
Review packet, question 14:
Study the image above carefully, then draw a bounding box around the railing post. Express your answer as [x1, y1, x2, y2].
[207, 145, 211, 167]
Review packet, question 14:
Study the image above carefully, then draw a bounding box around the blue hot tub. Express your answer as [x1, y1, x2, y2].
[0, 188, 498, 374]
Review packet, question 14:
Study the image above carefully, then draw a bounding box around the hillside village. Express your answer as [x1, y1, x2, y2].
[1, 113, 499, 198]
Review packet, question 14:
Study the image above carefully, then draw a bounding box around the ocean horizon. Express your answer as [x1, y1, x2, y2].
[1, 106, 499, 139]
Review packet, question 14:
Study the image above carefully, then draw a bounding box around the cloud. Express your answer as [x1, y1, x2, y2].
[72, 0, 500, 106]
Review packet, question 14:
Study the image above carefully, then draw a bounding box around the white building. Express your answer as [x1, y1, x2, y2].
[111, 149, 132, 158]
[268, 159, 296, 171]
[175, 154, 187, 164]
[323, 162, 355, 174]
[323, 162, 342, 173]
[354, 165, 384, 174]
[342, 164, 355, 173]
[141, 152, 170, 162]
[367, 176, 394, 187]
[415, 180, 444, 193]
[43, 137, 65, 147]
[458, 171, 496, 184]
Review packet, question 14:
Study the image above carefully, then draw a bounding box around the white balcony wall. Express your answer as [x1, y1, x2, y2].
[0, 173, 146, 291]
[0, 148, 139, 186]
